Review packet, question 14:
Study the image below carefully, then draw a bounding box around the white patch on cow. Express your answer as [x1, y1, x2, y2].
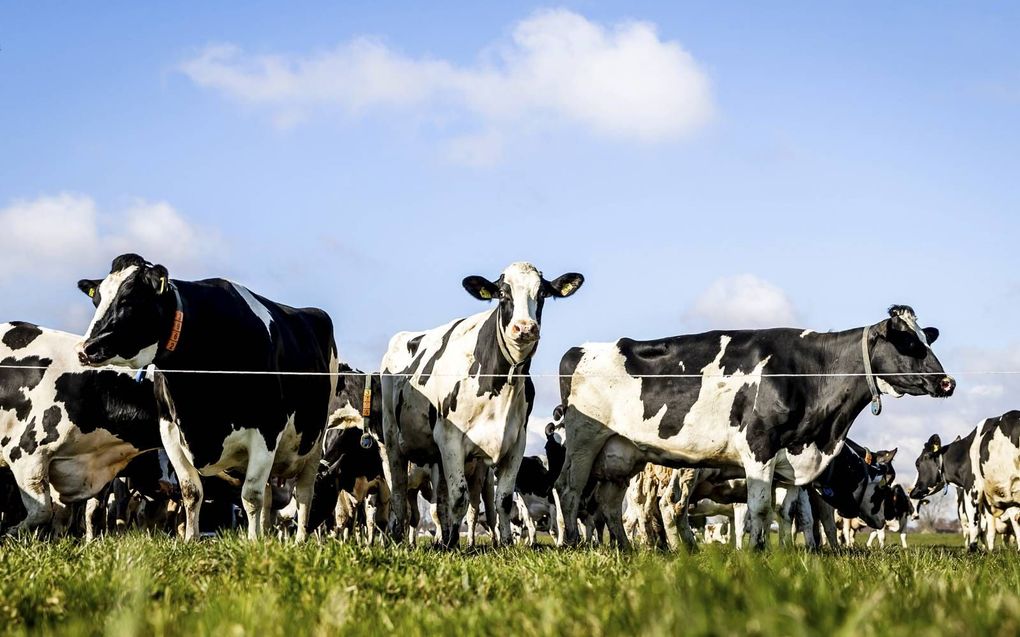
[799, 329, 814, 338]
[678, 361, 685, 372]
[775, 440, 844, 485]
[875, 377, 904, 398]
[230, 282, 274, 337]
[568, 336, 770, 466]
[85, 266, 138, 340]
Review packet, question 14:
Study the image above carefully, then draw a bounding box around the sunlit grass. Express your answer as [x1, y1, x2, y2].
[0, 533, 1015, 636]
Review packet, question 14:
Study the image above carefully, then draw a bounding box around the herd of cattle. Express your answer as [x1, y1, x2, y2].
[1, 254, 1018, 551]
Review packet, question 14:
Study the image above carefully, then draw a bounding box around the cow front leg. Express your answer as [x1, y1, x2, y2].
[792, 487, 816, 550]
[433, 424, 468, 549]
[514, 493, 538, 545]
[732, 503, 748, 549]
[664, 469, 699, 552]
[84, 495, 105, 541]
[961, 491, 981, 551]
[159, 419, 204, 540]
[553, 415, 610, 547]
[743, 461, 776, 551]
[492, 426, 527, 546]
[241, 443, 276, 541]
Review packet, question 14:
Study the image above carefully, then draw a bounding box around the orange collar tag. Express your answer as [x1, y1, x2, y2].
[361, 387, 372, 418]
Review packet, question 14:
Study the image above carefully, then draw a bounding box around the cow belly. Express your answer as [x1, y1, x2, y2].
[49, 431, 140, 502]
[774, 443, 843, 485]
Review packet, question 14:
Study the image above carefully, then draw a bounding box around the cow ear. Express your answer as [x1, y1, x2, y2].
[923, 327, 939, 344]
[144, 264, 171, 295]
[77, 279, 101, 299]
[544, 422, 557, 437]
[462, 276, 499, 301]
[927, 434, 942, 453]
[873, 448, 898, 464]
[543, 273, 585, 298]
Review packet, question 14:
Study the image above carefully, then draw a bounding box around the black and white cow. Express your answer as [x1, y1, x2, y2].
[555, 305, 954, 549]
[0, 321, 162, 535]
[865, 484, 922, 548]
[380, 262, 584, 547]
[911, 411, 1020, 551]
[76, 254, 338, 540]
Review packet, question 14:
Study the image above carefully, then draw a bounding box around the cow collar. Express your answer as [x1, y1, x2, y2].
[359, 372, 374, 449]
[155, 281, 184, 364]
[494, 311, 525, 384]
[861, 327, 882, 416]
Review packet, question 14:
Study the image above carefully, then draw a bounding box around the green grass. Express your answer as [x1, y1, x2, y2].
[0, 533, 1016, 637]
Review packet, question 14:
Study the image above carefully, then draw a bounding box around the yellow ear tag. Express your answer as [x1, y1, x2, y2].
[159, 277, 166, 295]
[931, 443, 940, 452]
[88, 288, 95, 298]
[479, 289, 492, 300]
[560, 283, 573, 295]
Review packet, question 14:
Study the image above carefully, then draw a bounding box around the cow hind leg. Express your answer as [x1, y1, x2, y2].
[554, 413, 612, 547]
[159, 420, 204, 541]
[743, 461, 776, 551]
[732, 503, 748, 550]
[8, 456, 55, 536]
[292, 458, 319, 543]
[595, 481, 630, 550]
[241, 445, 276, 541]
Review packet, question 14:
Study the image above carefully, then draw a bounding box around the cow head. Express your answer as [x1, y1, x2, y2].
[869, 305, 955, 399]
[328, 365, 383, 443]
[910, 434, 946, 498]
[463, 263, 583, 362]
[76, 254, 175, 367]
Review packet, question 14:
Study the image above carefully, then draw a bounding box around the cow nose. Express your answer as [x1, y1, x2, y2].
[77, 349, 91, 365]
[939, 377, 956, 396]
[511, 321, 539, 341]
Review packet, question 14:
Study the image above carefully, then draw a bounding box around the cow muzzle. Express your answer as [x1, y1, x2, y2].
[510, 320, 540, 344]
[935, 376, 956, 397]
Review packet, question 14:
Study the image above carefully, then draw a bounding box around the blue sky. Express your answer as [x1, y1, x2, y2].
[2, 2, 1018, 470]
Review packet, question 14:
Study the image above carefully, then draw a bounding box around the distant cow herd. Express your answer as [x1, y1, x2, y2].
[1, 253, 1018, 551]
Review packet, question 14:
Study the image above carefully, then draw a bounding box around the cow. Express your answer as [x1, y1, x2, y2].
[865, 484, 922, 548]
[911, 411, 1020, 551]
[554, 305, 953, 549]
[0, 321, 163, 536]
[513, 421, 567, 545]
[380, 263, 584, 547]
[76, 253, 338, 541]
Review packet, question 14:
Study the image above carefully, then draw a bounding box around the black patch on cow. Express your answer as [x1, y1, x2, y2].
[516, 456, 552, 497]
[406, 335, 424, 356]
[500, 494, 513, 513]
[40, 406, 61, 446]
[978, 410, 1020, 468]
[9, 447, 22, 462]
[54, 370, 162, 451]
[440, 381, 461, 418]
[0, 437, 8, 447]
[559, 347, 583, 406]
[420, 319, 465, 380]
[428, 404, 438, 430]
[942, 430, 976, 492]
[2, 322, 43, 350]
[0, 356, 51, 420]
[17, 419, 39, 455]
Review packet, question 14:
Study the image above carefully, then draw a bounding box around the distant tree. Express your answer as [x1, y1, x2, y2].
[914, 489, 958, 533]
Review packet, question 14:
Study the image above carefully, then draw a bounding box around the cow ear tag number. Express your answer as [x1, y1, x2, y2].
[479, 289, 491, 300]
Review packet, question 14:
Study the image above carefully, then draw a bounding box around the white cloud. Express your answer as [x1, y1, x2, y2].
[0, 193, 220, 284]
[686, 274, 798, 329]
[178, 9, 713, 158]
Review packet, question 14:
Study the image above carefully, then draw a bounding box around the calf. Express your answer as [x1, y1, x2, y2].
[381, 263, 583, 547]
[77, 254, 337, 540]
[556, 305, 953, 549]
[0, 321, 162, 535]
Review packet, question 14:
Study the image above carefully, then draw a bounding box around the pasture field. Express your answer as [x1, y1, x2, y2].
[0, 533, 1016, 637]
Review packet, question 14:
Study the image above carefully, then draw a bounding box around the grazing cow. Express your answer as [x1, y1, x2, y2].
[912, 411, 1020, 551]
[555, 305, 954, 549]
[0, 321, 162, 535]
[76, 254, 337, 540]
[380, 263, 584, 547]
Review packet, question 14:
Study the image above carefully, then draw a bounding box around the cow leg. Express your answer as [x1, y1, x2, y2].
[732, 503, 748, 549]
[8, 456, 54, 535]
[159, 419, 204, 541]
[900, 531, 908, 548]
[380, 378, 409, 544]
[432, 426, 468, 549]
[492, 427, 527, 546]
[514, 493, 538, 545]
[744, 462, 776, 550]
[84, 496, 104, 542]
[792, 487, 816, 550]
[291, 457, 318, 543]
[595, 481, 630, 550]
[1007, 511, 1020, 552]
[817, 501, 839, 548]
[984, 509, 998, 551]
[481, 466, 497, 542]
[554, 417, 611, 547]
[465, 475, 480, 548]
[961, 492, 981, 551]
[240, 443, 276, 541]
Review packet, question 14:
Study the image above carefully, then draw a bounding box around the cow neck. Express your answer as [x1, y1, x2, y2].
[801, 326, 876, 442]
[492, 307, 529, 385]
[940, 429, 976, 489]
[815, 445, 871, 517]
